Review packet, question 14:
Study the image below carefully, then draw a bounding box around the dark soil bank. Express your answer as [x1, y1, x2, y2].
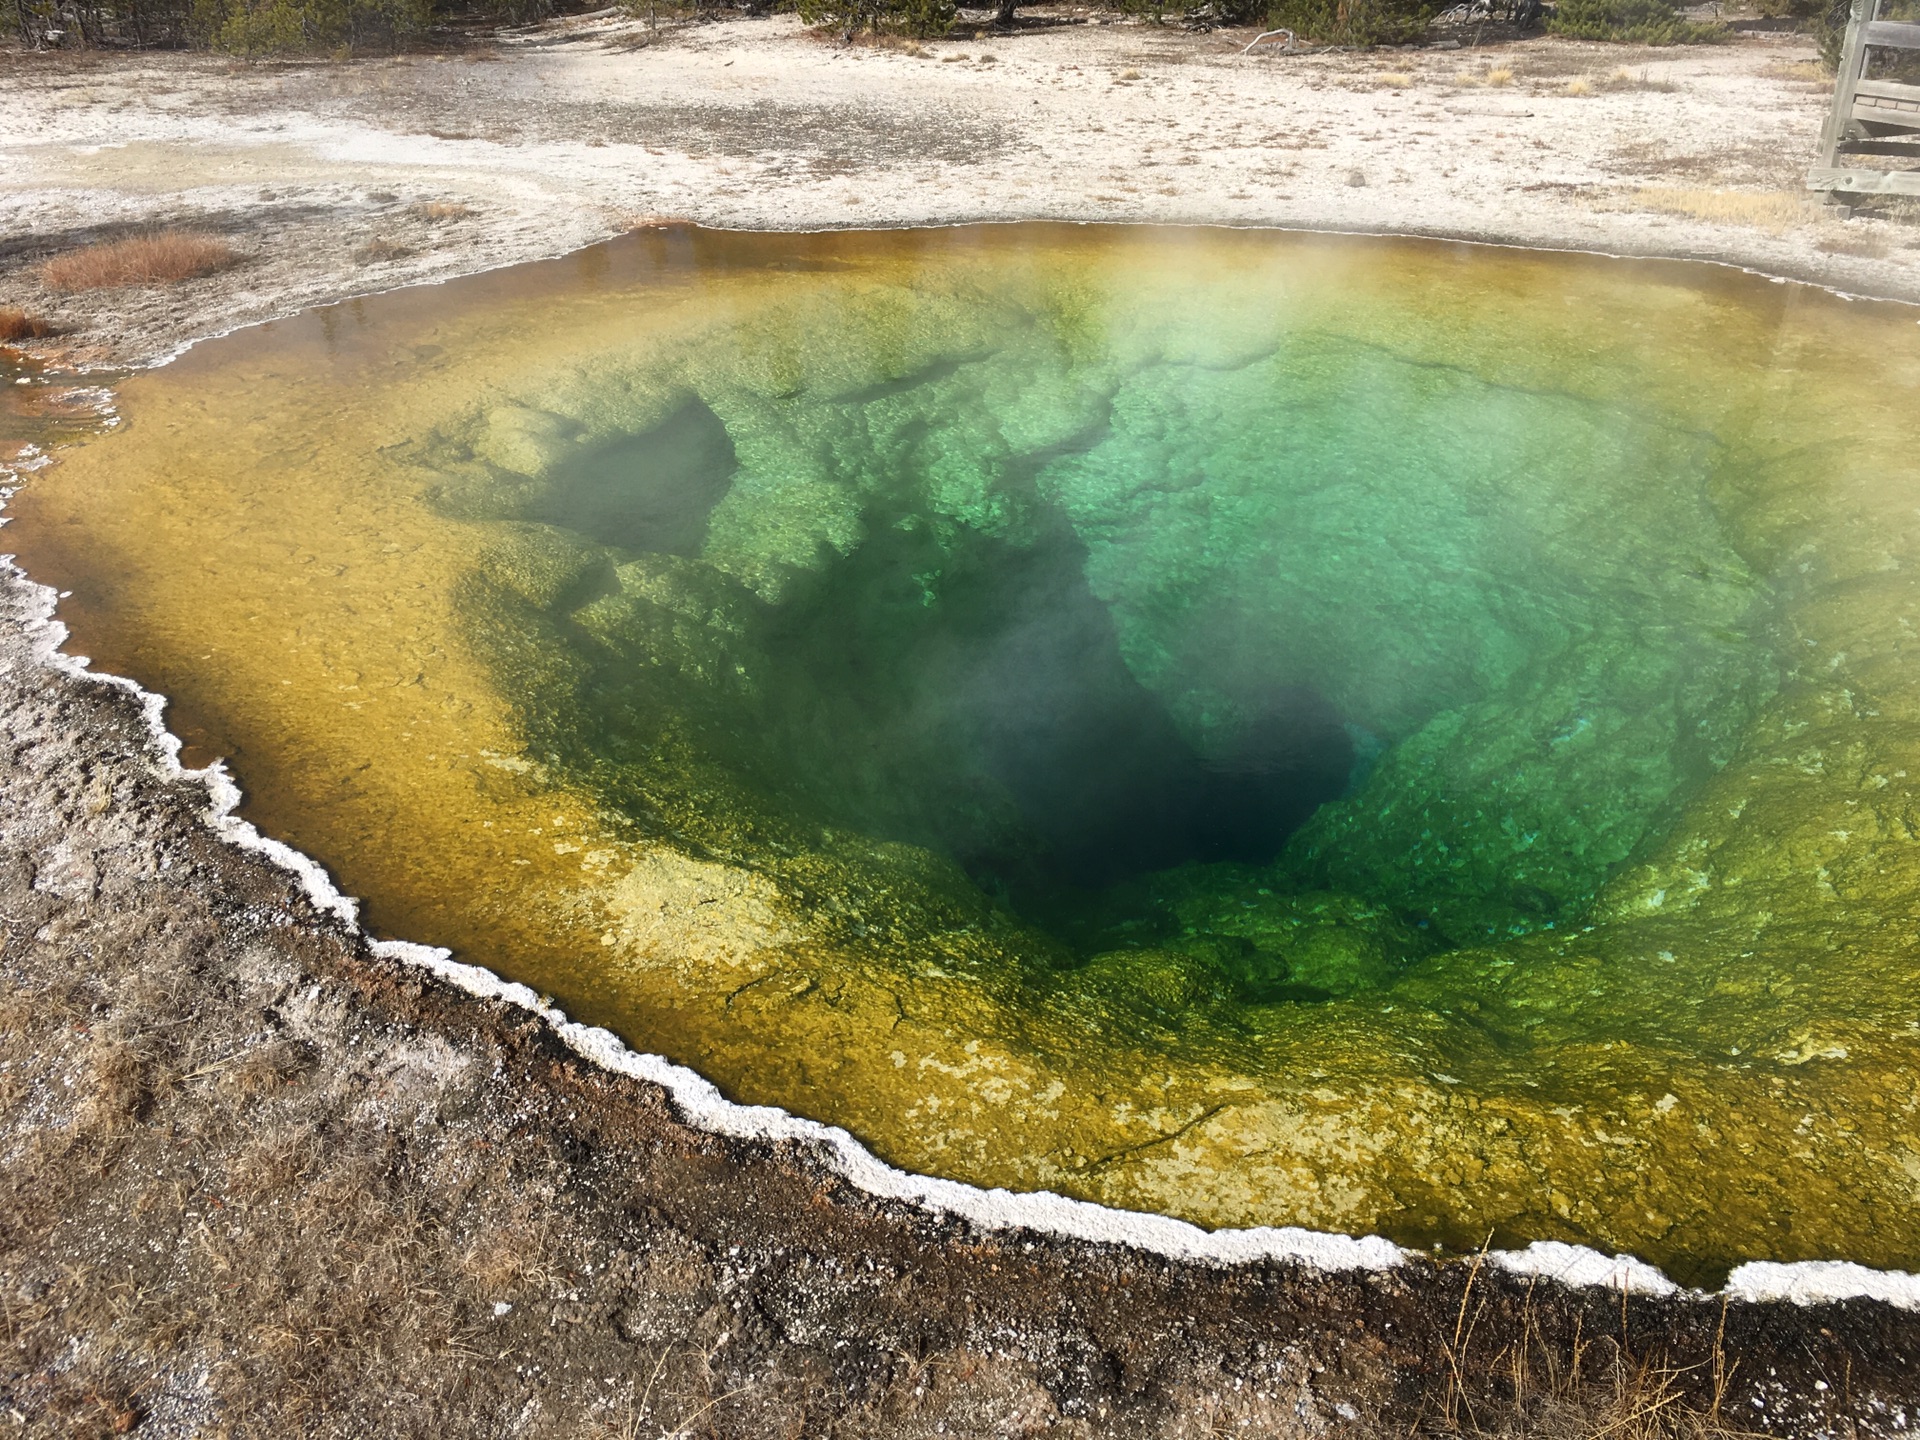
[2, 562, 1918, 1438]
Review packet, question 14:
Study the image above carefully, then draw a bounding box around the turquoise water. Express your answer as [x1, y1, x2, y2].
[459, 271, 1776, 979]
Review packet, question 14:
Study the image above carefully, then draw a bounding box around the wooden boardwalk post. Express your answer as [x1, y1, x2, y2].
[1808, 0, 1920, 199]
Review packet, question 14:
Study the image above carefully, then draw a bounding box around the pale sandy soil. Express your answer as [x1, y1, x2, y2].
[2, 13, 1918, 367]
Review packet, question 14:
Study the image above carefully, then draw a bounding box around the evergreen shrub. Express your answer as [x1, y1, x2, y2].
[1261, 0, 1435, 45]
[794, 0, 951, 36]
[1545, 0, 1723, 43]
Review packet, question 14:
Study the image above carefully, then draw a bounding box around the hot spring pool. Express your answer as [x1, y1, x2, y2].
[13, 225, 1920, 1281]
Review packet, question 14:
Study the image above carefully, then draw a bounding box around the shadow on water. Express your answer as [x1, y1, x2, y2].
[527, 398, 738, 556]
[763, 505, 1358, 898]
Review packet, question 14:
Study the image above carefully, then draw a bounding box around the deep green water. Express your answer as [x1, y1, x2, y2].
[451, 257, 1777, 993]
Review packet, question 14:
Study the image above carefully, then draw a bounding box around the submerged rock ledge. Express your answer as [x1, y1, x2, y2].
[4, 543, 1920, 1432]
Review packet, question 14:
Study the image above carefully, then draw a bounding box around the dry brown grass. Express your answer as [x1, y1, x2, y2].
[1565, 69, 1679, 96]
[1604, 65, 1678, 91]
[1632, 185, 1813, 232]
[224, 1122, 322, 1204]
[455, 1205, 559, 1297]
[39, 231, 235, 292]
[0, 307, 57, 342]
[1533, 1345, 1751, 1436]
[1434, 1253, 1761, 1440]
[1375, 70, 1416, 88]
[1854, 194, 1920, 229]
[1766, 58, 1830, 82]
[221, 1038, 312, 1097]
[866, 32, 931, 55]
[1446, 1344, 1764, 1439]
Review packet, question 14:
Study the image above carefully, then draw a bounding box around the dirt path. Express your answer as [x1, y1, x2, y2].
[2, 14, 1917, 367]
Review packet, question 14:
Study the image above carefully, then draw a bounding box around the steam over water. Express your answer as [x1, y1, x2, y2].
[15, 225, 1920, 1280]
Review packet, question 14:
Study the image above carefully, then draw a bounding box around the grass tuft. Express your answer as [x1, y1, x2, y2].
[1766, 58, 1829, 83]
[0, 308, 57, 342]
[40, 231, 236, 292]
[1607, 64, 1678, 90]
[222, 1040, 313, 1097]
[1435, 1252, 1764, 1440]
[1634, 185, 1812, 231]
[850, 31, 931, 53]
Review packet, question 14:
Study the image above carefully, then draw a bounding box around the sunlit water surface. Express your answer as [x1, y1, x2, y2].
[13, 226, 1920, 1281]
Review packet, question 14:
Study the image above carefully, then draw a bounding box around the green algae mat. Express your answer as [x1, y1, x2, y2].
[14, 225, 1920, 1281]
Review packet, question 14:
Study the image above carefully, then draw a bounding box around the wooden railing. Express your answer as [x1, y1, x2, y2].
[1809, 0, 1920, 197]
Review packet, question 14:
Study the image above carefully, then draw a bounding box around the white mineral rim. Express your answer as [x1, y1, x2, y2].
[4, 232, 1919, 1314]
